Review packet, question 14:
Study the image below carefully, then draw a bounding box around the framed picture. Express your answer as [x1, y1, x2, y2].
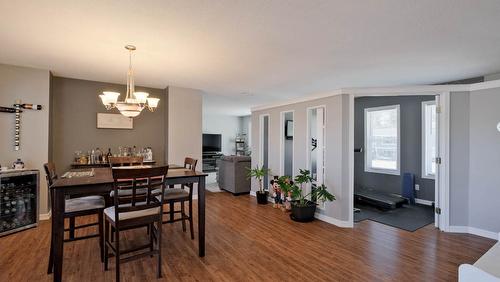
[285, 120, 293, 139]
[97, 113, 133, 129]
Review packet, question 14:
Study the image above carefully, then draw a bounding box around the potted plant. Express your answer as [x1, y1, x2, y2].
[247, 165, 271, 204]
[289, 169, 336, 222]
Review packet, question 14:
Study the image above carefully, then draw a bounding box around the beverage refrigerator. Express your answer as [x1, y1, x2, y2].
[0, 169, 39, 237]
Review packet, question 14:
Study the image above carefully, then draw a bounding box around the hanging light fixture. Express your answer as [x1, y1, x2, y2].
[99, 45, 159, 117]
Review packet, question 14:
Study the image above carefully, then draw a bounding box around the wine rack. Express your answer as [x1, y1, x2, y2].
[0, 170, 39, 237]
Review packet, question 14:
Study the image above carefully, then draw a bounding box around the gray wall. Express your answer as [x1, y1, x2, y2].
[468, 87, 500, 233]
[449, 92, 470, 226]
[167, 86, 203, 167]
[354, 96, 435, 201]
[51, 77, 167, 171]
[252, 94, 351, 222]
[0, 64, 51, 215]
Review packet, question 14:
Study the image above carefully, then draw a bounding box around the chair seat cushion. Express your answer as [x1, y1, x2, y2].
[104, 202, 160, 222]
[110, 188, 149, 198]
[153, 188, 189, 201]
[65, 196, 105, 213]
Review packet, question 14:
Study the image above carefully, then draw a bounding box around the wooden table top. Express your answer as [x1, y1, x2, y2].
[51, 165, 207, 188]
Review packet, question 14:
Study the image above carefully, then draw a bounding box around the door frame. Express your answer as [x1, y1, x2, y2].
[349, 92, 450, 231]
[280, 110, 295, 177]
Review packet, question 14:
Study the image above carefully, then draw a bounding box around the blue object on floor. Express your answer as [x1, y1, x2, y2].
[402, 173, 415, 204]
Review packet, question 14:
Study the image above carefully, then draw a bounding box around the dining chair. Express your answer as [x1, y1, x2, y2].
[44, 162, 106, 274]
[160, 157, 197, 239]
[108, 156, 144, 167]
[104, 166, 168, 282]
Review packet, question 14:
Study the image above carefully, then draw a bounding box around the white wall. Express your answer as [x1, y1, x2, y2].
[202, 113, 240, 155]
[0, 64, 51, 215]
[167, 86, 203, 167]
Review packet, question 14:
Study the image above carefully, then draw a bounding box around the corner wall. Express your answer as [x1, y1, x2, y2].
[167, 86, 203, 167]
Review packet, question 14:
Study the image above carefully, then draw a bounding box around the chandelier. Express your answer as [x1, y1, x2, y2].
[99, 45, 159, 117]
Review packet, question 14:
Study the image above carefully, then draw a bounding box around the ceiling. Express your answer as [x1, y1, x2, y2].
[1, 0, 500, 115]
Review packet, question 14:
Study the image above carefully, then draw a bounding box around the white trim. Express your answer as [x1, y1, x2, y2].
[279, 110, 295, 177]
[40, 210, 52, 220]
[364, 104, 401, 175]
[437, 92, 451, 232]
[306, 105, 327, 210]
[469, 79, 500, 91]
[251, 79, 500, 112]
[415, 198, 434, 206]
[250, 190, 256, 197]
[259, 114, 271, 186]
[421, 100, 437, 180]
[314, 212, 353, 228]
[348, 94, 355, 227]
[449, 226, 499, 241]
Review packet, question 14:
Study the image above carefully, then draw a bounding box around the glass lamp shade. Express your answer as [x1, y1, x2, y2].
[133, 92, 149, 104]
[147, 97, 160, 111]
[102, 91, 120, 104]
[115, 102, 144, 117]
[99, 94, 111, 107]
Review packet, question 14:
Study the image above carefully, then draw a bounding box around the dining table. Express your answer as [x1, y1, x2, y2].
[49, 165, 208, 282]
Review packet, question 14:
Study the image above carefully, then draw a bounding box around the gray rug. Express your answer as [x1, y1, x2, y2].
[354, 203, 434, 232]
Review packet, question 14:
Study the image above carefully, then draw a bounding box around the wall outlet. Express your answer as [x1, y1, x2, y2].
[415, 184, 420, 191]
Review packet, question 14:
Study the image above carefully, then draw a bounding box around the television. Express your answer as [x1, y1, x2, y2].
[203, 134, 222, 152]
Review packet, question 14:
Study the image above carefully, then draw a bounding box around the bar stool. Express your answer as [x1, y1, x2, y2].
[104, 166, 168, 281]
[160, 157, 197, 239]
[45, 162, 105, 274]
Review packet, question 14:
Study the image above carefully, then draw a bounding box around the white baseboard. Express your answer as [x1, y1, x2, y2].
[314, 213, 353, 228]
[449, 225, 499, 241]
[40, 210, 52, 220]
[250, 191, 256, 196]
[415, 198, 434, 206]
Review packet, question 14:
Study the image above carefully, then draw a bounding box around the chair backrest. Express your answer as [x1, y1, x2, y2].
[184, 157, 198, 171]
[111, 166, 169, 220]
[43, 162, 58, 186]
[108, 156, 144, 167]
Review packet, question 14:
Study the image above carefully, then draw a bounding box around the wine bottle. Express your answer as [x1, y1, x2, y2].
[20, 103, 42, 110]
[106, 148, 112, 163]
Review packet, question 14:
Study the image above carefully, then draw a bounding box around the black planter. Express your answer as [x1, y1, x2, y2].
[290, 201, 316, 222]
[256, 191, 269, 205]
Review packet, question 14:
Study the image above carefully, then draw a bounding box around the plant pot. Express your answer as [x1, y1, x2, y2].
[290, 201, 316, 222]
[256, 191, 269, 205]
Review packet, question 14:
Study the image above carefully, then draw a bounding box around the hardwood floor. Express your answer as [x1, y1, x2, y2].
[0, 192, 495, 281]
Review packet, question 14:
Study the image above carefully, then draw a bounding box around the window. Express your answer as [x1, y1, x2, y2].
[365, 105, 400, 175]
[422, 101, 437, 179]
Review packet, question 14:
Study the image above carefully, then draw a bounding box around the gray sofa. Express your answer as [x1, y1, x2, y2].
[217, 155, 251, 195]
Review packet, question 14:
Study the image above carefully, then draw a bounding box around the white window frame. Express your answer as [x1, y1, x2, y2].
[422, 100, 436, 179]
[280, 110, 295, 177]
[306, 105, 327, 210]
[364, 104, 401, 175]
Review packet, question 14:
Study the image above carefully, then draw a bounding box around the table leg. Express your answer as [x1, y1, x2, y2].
[198, 176, 205, 257]
[53, 190, 65, 282]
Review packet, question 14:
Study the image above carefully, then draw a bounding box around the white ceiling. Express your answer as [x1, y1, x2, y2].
[1, 0, 500, 116]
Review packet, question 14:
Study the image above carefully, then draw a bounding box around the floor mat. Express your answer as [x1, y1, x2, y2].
[354, 203, 434, 232]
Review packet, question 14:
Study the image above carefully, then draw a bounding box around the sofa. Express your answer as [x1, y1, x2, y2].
[217, 155, 251, 195]
[459, 242, 500, 282]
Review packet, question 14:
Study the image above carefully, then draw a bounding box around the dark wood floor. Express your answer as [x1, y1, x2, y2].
[0, 192, 495, 281]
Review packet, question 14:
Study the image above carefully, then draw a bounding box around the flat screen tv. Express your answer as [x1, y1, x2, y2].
[203, 134, 222, 152]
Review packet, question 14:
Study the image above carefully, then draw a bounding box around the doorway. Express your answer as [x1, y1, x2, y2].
[352, 95, 440, 232]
